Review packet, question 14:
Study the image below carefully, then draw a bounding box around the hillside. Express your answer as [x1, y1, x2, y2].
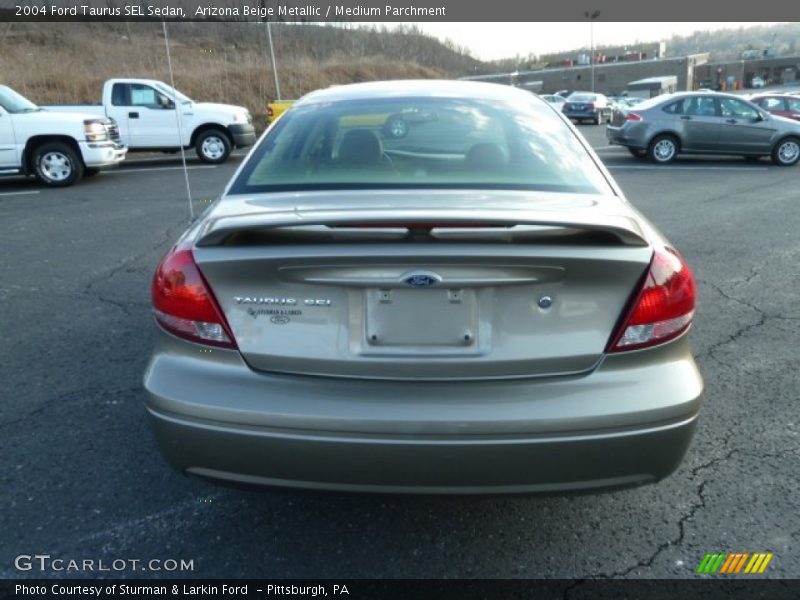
[488, 23, 800, 71]
[6, 21, 797, 127]
[664, 23, 800, 60]
[1, 22, 488, 127]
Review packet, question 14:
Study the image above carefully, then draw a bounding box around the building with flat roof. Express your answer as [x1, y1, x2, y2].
[464, 54, 710, 96]
[539, 42, 667, 68]
[694, 55, 800, 90]
[460, 70, 543, 92]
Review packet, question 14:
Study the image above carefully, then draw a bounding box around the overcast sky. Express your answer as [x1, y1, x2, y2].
[407, 23, 781, 60]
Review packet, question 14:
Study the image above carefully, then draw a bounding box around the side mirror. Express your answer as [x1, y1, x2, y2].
[157, 94, 175, 110]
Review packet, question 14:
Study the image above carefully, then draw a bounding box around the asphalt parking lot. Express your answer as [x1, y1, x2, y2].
[1, 127, 798, 580]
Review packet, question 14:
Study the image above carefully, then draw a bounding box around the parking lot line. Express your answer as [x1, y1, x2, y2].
[0, 190, 40, 197]
[122, 151, 248, 165]
[607, 165, 770, 172]
[107, 165, 217, 174]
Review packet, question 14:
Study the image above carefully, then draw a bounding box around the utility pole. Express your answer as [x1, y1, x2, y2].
[266, 21, 281, 101]
[260, 0, 281, 102]
[584, 10, 600, 92]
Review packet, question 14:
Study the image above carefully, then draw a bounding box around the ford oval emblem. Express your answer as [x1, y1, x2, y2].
[403, 273, 441, 287]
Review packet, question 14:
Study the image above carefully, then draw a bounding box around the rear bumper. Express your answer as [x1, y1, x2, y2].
[80, 141, 127, 167]
[149, 409, 696, 494]
[228, 124, 256, 148]
[563, 111, 598, 120]
[143, 330, 703, 494]
[606, 125, 647, 149]
[148, 408, 697, 494]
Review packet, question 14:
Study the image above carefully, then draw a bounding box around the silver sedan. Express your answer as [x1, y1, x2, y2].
[144, 80, 702, 494]
[607, 91, 800, 165]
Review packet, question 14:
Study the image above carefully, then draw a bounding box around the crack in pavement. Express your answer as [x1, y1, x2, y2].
[613, 447, 739, 578]
[694, 279, 783, 368]
[2, 222, 184, 429]
[93, 294, 149, 318]
[563, 441, 799, 591]
[0, 385, 142, 430]
[729, 264, 762, 288]
[84, 218, 187, 294]
[0, 285, 149, 320]
[563, 451, 736, 594]
[82, 219, 188, 317]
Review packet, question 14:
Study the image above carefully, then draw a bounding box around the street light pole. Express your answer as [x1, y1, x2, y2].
[266, 21, 281, 101]
[584, 10, 600, 92]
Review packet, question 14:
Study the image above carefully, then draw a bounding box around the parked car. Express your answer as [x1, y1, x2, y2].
[751, 76, 766, 89]
[749, 94, 800, 121]
[144, 80, 702, 494]
[540, 94, 566, 107]
[341, 108, 439, 138]
[562, 92, 612, 124]
[0, 84, 126, 186]
[43, 79, 255, 164]
[606, 91, 800, 165]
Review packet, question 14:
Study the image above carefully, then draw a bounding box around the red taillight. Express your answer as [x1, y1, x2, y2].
[626, 113, 643, 122]
[151, 247, 237, 348]
[587, 103, 596, 110]
[608, 248, 696, 352]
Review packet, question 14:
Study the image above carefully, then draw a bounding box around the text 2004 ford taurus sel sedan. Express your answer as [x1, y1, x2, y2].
[144, 80, 702, 494]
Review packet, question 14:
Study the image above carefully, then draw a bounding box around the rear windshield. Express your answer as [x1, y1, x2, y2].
[568, 95, 596, 102]
[229, 96, 610, 195]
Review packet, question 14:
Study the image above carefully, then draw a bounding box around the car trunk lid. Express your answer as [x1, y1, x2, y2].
[193, 198, 653, 380]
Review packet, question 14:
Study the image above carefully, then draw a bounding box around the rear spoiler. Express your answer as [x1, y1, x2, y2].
[194, 208, 649, 247]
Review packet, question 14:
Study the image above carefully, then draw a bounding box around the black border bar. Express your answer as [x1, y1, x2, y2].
[3, 579, 800, 600]
[0, 0, 797, 22]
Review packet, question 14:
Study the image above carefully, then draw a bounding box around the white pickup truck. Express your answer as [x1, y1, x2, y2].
[0, 85, 126, 187]
[44, 79, 256, 164]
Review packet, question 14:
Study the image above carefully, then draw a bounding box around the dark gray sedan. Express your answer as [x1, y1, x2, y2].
[607, 92, 800, 165]
[562, 93, 612, 124]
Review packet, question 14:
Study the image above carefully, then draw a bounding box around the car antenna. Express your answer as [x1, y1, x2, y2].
[161, 20, 195, 221]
